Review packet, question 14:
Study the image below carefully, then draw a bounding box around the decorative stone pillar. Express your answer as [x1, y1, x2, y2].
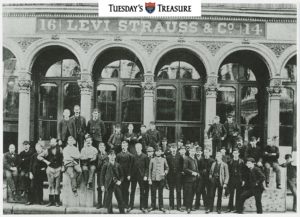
[204, 74, 219, 151]
[267, 78, 282, 141]
[142, 71, 156, 127]
[17, 77, 32, 153]
[78, 73, 93, 121]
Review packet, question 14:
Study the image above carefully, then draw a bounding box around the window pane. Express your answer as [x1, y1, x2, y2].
[156, 126, 175, 143]
[101, 60, 142, 79]
[217, 86, 236, 123]
[97, 84, 117, 121]
[240, 86, 258, 141]
[181, 127, 201, 143]
[122, 85, 142, 122]
[156, 86, 176, 120]
[280, 87, 294, 147]
[63, 83, 80, 116]
[182, 85, 201, 121]
[283, 63, 297, 82]
[45, 59, 80, 77]
[3, 52, 19, 119]
[39, 83, 58, 119]
[219, 63, 255, 81]
[156, 61, 200, 80]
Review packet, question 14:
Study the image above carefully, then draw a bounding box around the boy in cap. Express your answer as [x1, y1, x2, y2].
[148, 146, 169, 213]
[237, 158, 265, 214]
[128, 143, 148, 213]
[71, 105, 86, 151]
[145, 146, 154, 209]
[146, 121, 161, 149]
[96, 142, 108, 209]
[125, 123, 138, 155]
[87, 109, 106, 149]
[80, 134, 98, 189]
[107, 123, 123, 153]
[100, 150, 125, 214]
[223, 114, 240, 154]
[160, 137, 168, 153]
[138, 125, 149, 153]
[38, 138, 63, 206]
[18, 141, 34, 197]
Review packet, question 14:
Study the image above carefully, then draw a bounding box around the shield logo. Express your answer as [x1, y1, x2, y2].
[145, 2, 155, 14]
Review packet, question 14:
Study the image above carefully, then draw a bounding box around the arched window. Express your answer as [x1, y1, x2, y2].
[93, 47, 144, 142]
[154, 49, 206, 143]
[32, 46, 81, 141]
[217, 51, 270, 143]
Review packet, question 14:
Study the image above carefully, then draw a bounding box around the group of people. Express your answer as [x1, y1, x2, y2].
[3, 106, 297, 214]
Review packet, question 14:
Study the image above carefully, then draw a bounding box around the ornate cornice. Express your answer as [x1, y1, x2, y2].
[267, 78, 282, 97]
[18, 79, 32, 93]
[197, 41, 231, 56]
[78, 80, 93, 95]
[133, 39, 166, 55]
[205, 75, 219, 97]
[14, 37, 41, 52]
[71, 38, 102, 53]
[262, 43, 294, 57]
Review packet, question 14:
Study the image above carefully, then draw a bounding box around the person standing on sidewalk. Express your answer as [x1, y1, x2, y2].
[96, 142, 108, 209]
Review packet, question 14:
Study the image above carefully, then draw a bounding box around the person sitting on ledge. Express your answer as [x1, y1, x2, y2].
[80, 134, 98, 190]
[63, 136, 82, 196]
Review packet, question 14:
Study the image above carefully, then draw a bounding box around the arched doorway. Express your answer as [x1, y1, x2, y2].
[92, 47, 144, 142]
[31, 46, 81, 141]
[280, 55, 296, 150]
[3, 47, 19, 152]
[217, 50, 270, 144]
[154, 48, 206, 143]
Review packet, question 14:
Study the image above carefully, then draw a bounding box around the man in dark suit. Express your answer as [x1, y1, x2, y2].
[116, 141, 133, 210]
[183, 145, 199, 214]
[198, 148, 215, 212]
[166, 143, 183, 211]
[223, 115, 240, 154]
[71, 105, 86, 151]
[27, 142, 47, 205]
[128, 143, 148, 213]
[137, 125, 149, 153]
[58, 109, 76, 148]
[208, 152, 229, 214]
[146, 121, 161, 149]
[226, 148, 245, 212]
[96, 142, 108, 209]
[237, 158, 266, 214]
[100, 150, 125, 214]
[87, 109, 106, 149]
[207, 116, 227, 157]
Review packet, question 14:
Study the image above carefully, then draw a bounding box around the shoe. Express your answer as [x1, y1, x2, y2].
[127, 207, 133, 213]
[159, 208, 166, 213]
[141, 208, 146, 213]
[96, 203, 102, 209]
[217, 210, 221, 214]
[205, 210, 210, 214]
[187, 209, 191, 214]
[192, 208, 196, 211]
[46, 195, 55, 207]
[226, 209, 232, 213]
[148, 207, 155, 212]
[277, 185, 282, 189]
[26, 202, 32, 205]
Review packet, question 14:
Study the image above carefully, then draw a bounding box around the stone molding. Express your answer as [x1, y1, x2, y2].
[262, 43, 294, 57]
[142, 72, 156, 94]
[71, 38, 102, 53]
[205, 75, 219, 96]
[78, 79, 93, 95]
[14, 37, 41, 52]
[197, 41, 231, 56]
[267, 78, 282, 97]
[18, 79, 32, 94]
[133, 39, 166, 55]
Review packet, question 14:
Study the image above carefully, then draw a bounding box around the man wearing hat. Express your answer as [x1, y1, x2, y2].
[146, 121, 161, 149]
[87, 109, 106, 149]
[71, 105, 86, 151]
[148, 146, 169, 213]
[166, 143, 184, 211]
[183, 145, 199, 214]
[237, 158, 265, 214]
[207, 116, 227, 158]
[223, 114, 240, 154]
[138, 125, 149, 153]
[107, 123, 124, 154]
[100, 149, 125, 214]
[145, 146, 154, 209]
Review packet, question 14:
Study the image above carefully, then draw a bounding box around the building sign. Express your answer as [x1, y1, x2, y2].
[36, 18, 265, 37]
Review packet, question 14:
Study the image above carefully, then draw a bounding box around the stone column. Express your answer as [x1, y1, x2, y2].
[142, 71, 156, 127]
[78, 73, 93, 121]
[204, 74, 219, 151]
[267, 78, 282, 140]
[17, 75, 32, 153]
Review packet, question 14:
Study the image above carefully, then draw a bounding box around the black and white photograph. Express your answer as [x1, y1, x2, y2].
[1, 0, 298, 215]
